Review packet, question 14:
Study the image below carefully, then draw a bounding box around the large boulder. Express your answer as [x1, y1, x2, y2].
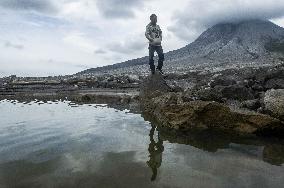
[139, 73, 284, 136]
[139, 73, 173, 112]
[139, 73, 172, 100]
[127, 74, 140, 83]
[145, 93, 283, 135]
[264, 89, 284, 121]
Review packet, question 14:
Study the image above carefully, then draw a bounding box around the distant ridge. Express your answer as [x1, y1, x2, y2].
[79, 19, 284, 75]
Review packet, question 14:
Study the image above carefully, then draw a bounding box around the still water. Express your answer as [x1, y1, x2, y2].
[0, 99, 284, 188]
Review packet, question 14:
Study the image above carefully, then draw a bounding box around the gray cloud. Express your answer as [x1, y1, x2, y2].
[169, 0, 284, 41]
[4, 41, 24, 50]
[94, 49, 107, 54]
[0, 0, 57, 13]
[96, 0, 145, 19]
[107, 39, 145, 54]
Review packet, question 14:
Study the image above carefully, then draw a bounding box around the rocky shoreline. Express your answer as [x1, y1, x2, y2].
[1, 62, 284, 137]
[139, 63, 284, 137]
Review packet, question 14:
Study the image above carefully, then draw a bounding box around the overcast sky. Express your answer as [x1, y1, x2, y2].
[1, 0, 284, 77]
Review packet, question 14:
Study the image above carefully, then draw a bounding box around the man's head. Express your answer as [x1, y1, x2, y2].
[150, 14, 157, 25]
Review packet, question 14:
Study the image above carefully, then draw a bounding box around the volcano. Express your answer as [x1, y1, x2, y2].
[80, 19, 284, 74]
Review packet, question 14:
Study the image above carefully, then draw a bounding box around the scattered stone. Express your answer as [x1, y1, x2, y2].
[264, 89, 284, 121]
[209, 76, 237, 87]
[196, 87, 223, 102]
[217, 84, 254, 101]
[251, 83, 264, 91]
[264, 78, 284, 90]
[241, 99, 261, 110]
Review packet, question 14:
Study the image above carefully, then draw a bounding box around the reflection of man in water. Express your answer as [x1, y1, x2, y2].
[146, 123, 164, 181]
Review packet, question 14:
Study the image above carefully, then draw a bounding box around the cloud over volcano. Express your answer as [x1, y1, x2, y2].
[169, 0, 284, 40]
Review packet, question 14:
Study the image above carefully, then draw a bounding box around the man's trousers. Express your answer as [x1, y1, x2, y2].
[148, 44, 164, 71]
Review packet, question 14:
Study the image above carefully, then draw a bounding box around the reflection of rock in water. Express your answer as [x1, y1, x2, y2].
[147, 123, 164, 181]
[143, 112, 284, 166]
[160, 127, 284, 166]
[263, 144, 284, 166]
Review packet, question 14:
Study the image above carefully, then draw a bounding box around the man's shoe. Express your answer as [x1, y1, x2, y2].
[151, 69, 155, 75]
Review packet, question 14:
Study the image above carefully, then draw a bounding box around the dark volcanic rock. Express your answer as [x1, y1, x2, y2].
[251, 83, 264, 91]
[246, 64, 284, 91]
[209, 76, 237, 87]
[139, 73, 173, 112]
[264, 78, 284, 90]
[139, 73, 172, 100]
[196, 87, 223, 102]
[146, 92, 283, 135]
[75, 93, 134, 104]
[140, 75, 284, 136]
[241, 99, 261, 110]
[218, 84, 254, 101]
[197, 84, 254, 102]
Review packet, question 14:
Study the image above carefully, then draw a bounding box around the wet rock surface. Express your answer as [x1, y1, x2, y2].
[0, 74, 141, 106]
[143, 93, 283, 136]
[140, 70, 284, 137]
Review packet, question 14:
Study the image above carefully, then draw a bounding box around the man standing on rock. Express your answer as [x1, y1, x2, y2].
[145, 14, 164, 75]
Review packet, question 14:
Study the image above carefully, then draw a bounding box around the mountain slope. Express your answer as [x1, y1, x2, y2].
[79, 19, 284, 75]
[184, 19, 284, 60]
